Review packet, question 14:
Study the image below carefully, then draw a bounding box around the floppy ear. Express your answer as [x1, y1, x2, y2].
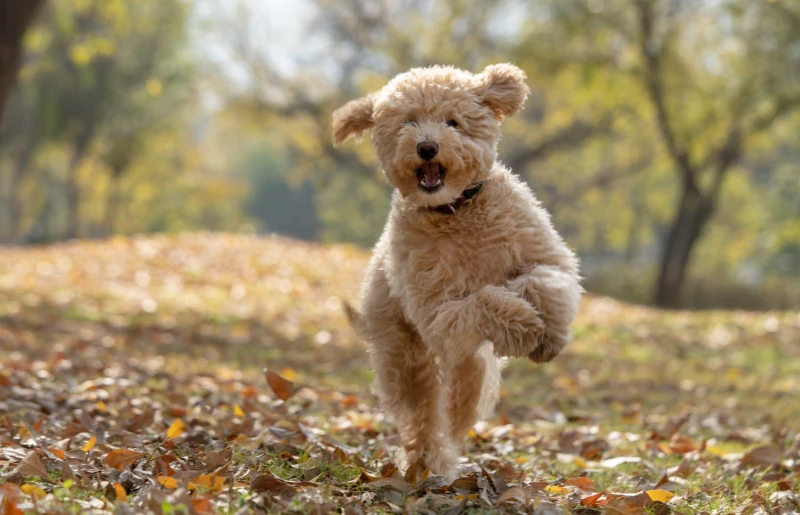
[332, 95, 376, 145]
[475, 63, 530, 119]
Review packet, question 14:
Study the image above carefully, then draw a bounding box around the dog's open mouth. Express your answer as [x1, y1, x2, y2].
[416, 163, 446, 193]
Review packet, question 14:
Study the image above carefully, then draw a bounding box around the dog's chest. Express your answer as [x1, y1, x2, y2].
[392, 223, 520, 300]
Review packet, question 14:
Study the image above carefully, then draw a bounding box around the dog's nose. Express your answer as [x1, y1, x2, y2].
[416, 141, 439, 160]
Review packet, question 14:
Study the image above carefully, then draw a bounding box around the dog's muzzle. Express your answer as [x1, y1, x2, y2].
[417, 162, 446, 192]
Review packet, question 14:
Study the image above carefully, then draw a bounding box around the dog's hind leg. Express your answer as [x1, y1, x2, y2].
[448, 342, 502, 445]
[360, 269, 457, 480]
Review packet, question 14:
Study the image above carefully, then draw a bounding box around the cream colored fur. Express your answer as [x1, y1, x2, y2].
[332, 64, 582, 480]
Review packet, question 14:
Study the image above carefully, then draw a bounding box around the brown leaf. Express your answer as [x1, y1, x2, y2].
[380, 462, 398, 478]
[495, 465, 525, 482]
[265, 370, 294, 401]
[106, 449, 145, 471]
[603, 495, 649, 515]
[498, 486, 533, 503]
[126, 410, 155, 432]
[450, 476, 479, 491]
[365, 477, 413, 494]
[250, 472, 296, 494]
[2, 498, 24, 515]
[565, 476, 596, 492]
[741, 446, 782, 468]
[191, 497, 214, 515]
[581, 490, 607, 508]
[60, 460, 77, 482]
[13, 451, 49, 480]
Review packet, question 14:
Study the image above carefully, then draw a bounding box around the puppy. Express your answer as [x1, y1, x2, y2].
[332, 64, 582, 480]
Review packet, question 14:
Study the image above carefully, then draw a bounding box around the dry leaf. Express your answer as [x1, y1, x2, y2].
[113, 483, 127, 501]
[646, 490, 675, 503]
[14, 451, 49, 479]
[581, 490, 608, 507]
[565, 476, 596, 491]
[156, 476, 178, 489]
[233, 404, 245, 417]
[106, 449, 145, 471]
[497, 486, 532, 503]
[250, 472, 296, 494]
[47, 448, 65, 460]
[265, 370, 294, 401]
[191, 474, 226, 491]
[20, 484, 46, 499]
[166, 419, 186, 439]
[741, 446, 782, 468]
[82, 435, 96, 452]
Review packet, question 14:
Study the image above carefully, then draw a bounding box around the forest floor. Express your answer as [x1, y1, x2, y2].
[0, 234, 798, 514]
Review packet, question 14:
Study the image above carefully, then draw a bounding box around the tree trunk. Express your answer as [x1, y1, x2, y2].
[654, 186, 714, 307]
[0, 0, 46, 126]
[64, 128, 94, 240]
[102, 169, 122, 237]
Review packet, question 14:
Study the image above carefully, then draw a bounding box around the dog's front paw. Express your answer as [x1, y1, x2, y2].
[477, 285, 545, 358]
[527, 334, 567, 363]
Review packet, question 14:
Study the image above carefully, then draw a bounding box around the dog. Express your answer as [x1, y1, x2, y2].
[332, 64, 582, 480]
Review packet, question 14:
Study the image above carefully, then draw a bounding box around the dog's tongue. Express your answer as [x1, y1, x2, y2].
[420, 162, 441, 187]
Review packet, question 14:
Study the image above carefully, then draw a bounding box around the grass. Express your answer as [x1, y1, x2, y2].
[0, 233, 798, 514]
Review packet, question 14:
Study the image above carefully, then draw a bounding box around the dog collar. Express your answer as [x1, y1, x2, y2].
[430, 182, 483, 214]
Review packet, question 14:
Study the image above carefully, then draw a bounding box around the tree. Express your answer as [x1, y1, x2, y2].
[0, 0, 45, 125]
[0, 0, 194, 242]
[520, 0, 800, 306]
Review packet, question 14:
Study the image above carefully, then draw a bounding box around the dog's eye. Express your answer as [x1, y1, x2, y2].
[403, 120, 417, 128]
[445, 119, 458, 128]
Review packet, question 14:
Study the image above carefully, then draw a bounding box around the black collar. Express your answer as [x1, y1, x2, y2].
[430, 182, 483, 214]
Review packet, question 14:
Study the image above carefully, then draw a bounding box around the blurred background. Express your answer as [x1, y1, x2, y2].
[2, 0, 799, 310]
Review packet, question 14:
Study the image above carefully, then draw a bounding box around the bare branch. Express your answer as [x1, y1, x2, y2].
[505, 117, 612, 173]
[634, 0, 698, 194]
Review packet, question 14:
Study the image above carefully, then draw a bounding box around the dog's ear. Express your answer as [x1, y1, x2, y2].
[332, 95, 376, 145]
[475, 63, 530, 119]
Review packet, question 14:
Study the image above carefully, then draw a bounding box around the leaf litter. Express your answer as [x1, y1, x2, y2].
[0, 234, 798, 514]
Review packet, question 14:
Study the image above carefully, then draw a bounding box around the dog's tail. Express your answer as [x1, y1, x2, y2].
[342, 300, 361, 330]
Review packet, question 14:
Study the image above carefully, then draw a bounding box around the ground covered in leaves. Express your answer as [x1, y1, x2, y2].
[1, 233, 798, 514]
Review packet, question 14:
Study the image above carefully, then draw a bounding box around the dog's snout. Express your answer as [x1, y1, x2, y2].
[416, 141, 439, 160]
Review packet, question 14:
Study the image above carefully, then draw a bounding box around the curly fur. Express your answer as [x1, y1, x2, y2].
[332, 64, 582, 480]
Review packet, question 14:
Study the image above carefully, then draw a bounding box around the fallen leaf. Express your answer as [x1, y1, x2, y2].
[646, 490, 675, 503]
[545, 485, 567, 494]
[191, 497, 213, 514]
[47, 448, 65, 460]
[82, 435, 96, 452]
[279, 368, 299, 381]
[566, 476, 596, 491]
[1, 499, 24, 515]
[20, 484, 46, 499]
[581, 490, 607, 507]
[156, 476, 178, 489]
[191, 474, 226, 492]
[233, 404, 245, 417]
[497, 486, 532, 503]
[166, 419, 186, 439]
[250, 472, 296, 494]
[741, 446, 782, 468]
[265, 370, 294, 401]
[599, 456, 642, 468]
[603, 495, 648, 514]
[113, 483, 127, 501]
[126, 410, 155, 432]
[106, 449, 145, 471]
[14, 451, 49, 479]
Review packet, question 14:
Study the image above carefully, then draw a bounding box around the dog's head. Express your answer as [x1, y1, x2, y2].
[332, 64, 529, 207]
